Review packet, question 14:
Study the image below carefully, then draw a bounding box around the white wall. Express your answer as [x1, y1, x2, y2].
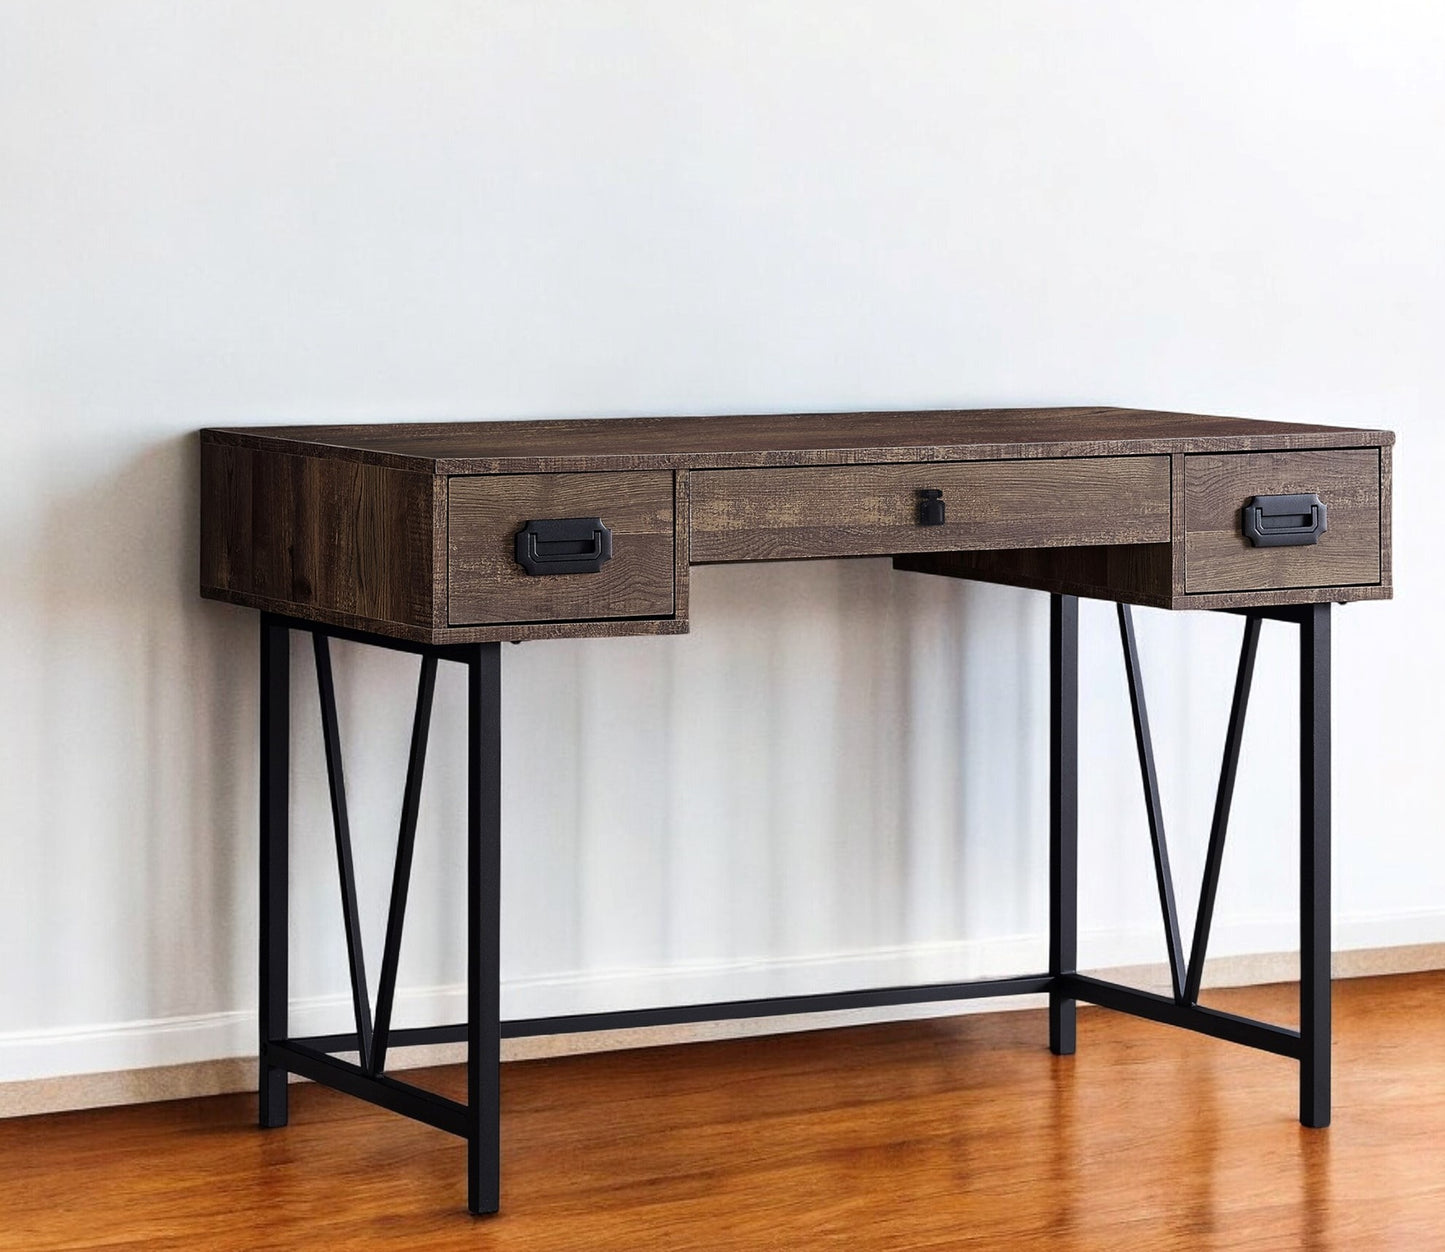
[2, 1, 1442, 1083]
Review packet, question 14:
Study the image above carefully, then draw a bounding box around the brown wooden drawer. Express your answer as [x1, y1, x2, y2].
[690, 456, 1171, 563]
[448, 472, 675, 625]
[1184, 450, 1381, 594]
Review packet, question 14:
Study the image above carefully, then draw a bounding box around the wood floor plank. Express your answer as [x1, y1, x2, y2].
[2, 973, 1443, 1249]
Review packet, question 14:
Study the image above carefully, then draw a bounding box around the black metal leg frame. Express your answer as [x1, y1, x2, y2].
[256, 594, 1332, 1215]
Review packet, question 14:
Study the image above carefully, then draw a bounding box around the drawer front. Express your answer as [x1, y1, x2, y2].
[690, 456, 1171, 563]
[448, 472, 675, 625]
[1184, 450, 1381, 595]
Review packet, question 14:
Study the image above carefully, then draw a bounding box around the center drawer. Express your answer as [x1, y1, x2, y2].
[689, 457, 1171, 563]
[448, 471, 675, 626]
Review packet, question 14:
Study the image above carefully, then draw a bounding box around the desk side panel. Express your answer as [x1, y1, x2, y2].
[200, 439, 437, 633]
[1380, 442, 1394, 593]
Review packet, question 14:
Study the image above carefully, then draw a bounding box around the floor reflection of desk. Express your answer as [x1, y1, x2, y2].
[199, 407, 1393, 1214]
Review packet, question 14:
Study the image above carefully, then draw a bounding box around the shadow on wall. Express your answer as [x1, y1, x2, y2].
[494, 557, 1053, 999]
[19, 433, 254, 1030]
[9, 431, 1054, 1036]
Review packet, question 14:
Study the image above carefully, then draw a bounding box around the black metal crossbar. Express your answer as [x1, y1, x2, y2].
[256, 594, 1334, 1215]
[291, 973, 1055, 1059]
[269, 1040, 469, 1137]
[1061, 974, 1301, 1058]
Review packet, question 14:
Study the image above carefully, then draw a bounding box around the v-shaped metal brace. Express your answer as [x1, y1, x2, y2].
[1116, 605, 1263, 1006]
[313, 634, 438, 1076]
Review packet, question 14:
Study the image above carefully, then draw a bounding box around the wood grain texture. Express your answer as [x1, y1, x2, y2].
[4, 972, 1444, 1250]
[447, 471, 675, 626]
[1176, 583, 1393, 610]
[1169, 451, 1187, 598]
[672, 470, 692, 627]
[200, 440, 436, 631]
[895, 544, 1393, 611]
[1380, 443, 1394, 592]
[691, 457, 1171, 563]
[1184, 450, 1382, 595]
[200, 585, 691, 644]
[895, 544, 1176, 609]
[203, 407, 1395, 475]
[201, 416, 1397, 640]
[430, 474, 449, 633]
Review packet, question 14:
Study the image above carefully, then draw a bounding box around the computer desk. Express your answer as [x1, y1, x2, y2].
[199, 407, 1394, 1214]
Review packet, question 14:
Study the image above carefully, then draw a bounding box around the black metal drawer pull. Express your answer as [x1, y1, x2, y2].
[1242, 494, 1328, 548]
[917, 488, 946, 526]
[513, 517, 613, 575]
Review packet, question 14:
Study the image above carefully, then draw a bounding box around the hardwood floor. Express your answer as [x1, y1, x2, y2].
[4, 973, 1443, 1250]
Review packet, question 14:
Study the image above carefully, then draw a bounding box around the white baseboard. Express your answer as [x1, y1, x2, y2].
[4, 912, 1444, 1119]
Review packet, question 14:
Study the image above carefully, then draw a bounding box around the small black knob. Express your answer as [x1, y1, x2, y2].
[917, 489, 946, 527]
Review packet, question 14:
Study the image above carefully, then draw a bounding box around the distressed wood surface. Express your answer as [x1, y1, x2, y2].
[200, 441, 436, 632]
[200, 414, 1396, 640]
[1184, 449, 1382, 595]
[895, 544, 1176, 609]
[691, 456, 1171, 563]
[4, 973, 1444, 1250]
[447, 471, 675, 626]
[1169, 452, 1188, 599]
[203, 407, 1394, 475]
[671, 470, 692, 627]
[1379, 443, 1394, 592]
